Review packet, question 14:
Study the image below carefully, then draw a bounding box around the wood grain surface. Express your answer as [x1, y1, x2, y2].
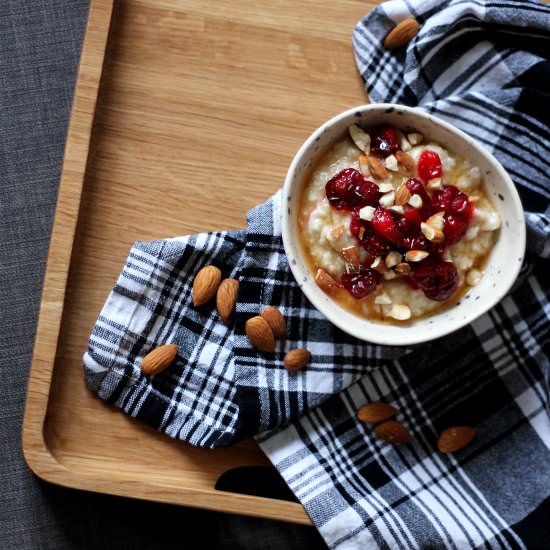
[23, 0, 378, 523]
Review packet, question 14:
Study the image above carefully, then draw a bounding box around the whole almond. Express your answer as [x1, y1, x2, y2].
[140, 344, 178, 376]
[384, 18, 420, 50]
[357, 402, 398, 424]
[216, 278, 239, 323]
[367, 155, 388, 180]
[437, 426, 476, 453]
[245, 316, 275, 352]
[395, 150, 416, 174]
[193, 265, 222, 306]
[375, 420, 412, 444]
[261, 306, 287, 340]
[284, 348, 311, 372]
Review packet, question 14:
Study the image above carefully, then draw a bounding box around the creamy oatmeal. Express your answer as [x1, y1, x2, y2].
[299, 125, 501, 322]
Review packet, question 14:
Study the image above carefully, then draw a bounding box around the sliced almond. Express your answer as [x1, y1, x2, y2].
[331, 225, 345, 239]
[426, 211, 445, 231]
[385, 251, 402, 269]
[358, 153, 370, 176]
[420, 221, 444, 243]
[396, 130, 411, 152]
[341, 246, 360, 273]
[359, 205, 376, 222]
[260, 306, 287, 340]
[367, 155, 387, 180]
[374, 292, 392, 305]
[407, 132, 424, 145]
[348, 125, 371, 152]
[379, 191, 395, 208]
[395, 150, 415, 174]
[427, 177, 443, 192]
[408, 193, 423, 208]
[388, 304, 411, 321]
[371, 256, 385, 273]
[378, 182, 394, 193]
[315, 268, 340, 293]
[405, 250, 429, 262]
[389, 205, 404, 215]
[466, 269, 483, 286]
[384, 154, 398, 172]
[358, 226, 366, 240]
[383, 18, 420, 50]
[394, 262, 411, 275]
[395, 183, 411, 206]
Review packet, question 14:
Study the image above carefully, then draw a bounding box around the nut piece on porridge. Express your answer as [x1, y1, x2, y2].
[300, 123, 501, 323]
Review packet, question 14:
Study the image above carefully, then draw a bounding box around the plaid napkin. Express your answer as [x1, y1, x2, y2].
[84, 0, 550, 548]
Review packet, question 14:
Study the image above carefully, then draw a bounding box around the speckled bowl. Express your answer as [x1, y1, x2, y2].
[281, 104, 526, 346]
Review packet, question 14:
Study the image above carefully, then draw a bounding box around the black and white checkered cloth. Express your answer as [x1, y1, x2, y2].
[84, 0, 550, 547]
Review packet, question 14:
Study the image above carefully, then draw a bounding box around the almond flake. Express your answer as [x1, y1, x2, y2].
[420, 221, 444, 243]
[378, 183, 394, 193]
[466, 269, 483, 286]
[379, 191, 395, 208]
[349, 125, 371, 152]
[359, 154, 370, 176]
[374, 292, 392, 305]
[358, 226, 365, 240]
[395, 183, 411, 206]
[407, 132, 424, 145]
[315, 269, 339, 293]
[371, 256, 385, 273]
[388, 304, 411, 320]
[395, 150, 415, 174]
[367, 155, 388, 180]
[359, 206, 376, 222]
[408, 193, 423, 208]
[389, 205, 404, 215]
[341, 246, 360, 272]
[384, 154, 398, 171]
[385, 251, 402, 268]
[331, 225, 345, 239]
[394, 262, 411, 275]
[426, 211, 445, 231]
[427, 177, 443, 191]
[396, 130, 411, 152]
[405, 250, 430, 262]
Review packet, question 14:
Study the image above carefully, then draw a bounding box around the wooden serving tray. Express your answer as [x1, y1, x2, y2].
[23, 0, 374, 523]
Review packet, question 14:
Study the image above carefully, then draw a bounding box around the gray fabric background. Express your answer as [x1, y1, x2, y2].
[0, 1, 324, 548]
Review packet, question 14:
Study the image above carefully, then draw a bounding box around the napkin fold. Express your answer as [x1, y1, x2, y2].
[84, 0, 550, 548]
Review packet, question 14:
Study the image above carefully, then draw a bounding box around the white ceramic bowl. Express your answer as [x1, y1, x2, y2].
[282, 104, 526, 346]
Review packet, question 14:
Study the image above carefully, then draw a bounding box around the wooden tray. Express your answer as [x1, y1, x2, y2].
[22, 0, 374, 523]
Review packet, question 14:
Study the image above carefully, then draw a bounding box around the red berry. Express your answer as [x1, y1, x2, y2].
[405, 178, 432, 212]
[403, 234, 430, 251]
[370, 127, 399, 157]
[400, 205, 424, 233]
[371, 208, 403, 245]
[432, 186, 472, 244]
[325, 168, 380, 210]
[341, 266, 379, 299]
[417, 150, 442, 182]
[443, 213, 469, 244]
[410, 257, 458, 301]
[350, 214, 392, 256]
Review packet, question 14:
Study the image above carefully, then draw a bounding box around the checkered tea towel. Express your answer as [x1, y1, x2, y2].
[84, 0, 550, 548]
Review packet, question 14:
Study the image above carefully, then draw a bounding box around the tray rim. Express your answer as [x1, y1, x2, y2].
[21, 0, 310, 525]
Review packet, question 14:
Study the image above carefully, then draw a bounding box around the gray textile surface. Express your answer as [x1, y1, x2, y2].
[0, 1, 323, 548]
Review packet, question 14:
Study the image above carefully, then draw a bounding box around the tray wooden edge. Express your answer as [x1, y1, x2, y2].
[20, 0, 311, 526]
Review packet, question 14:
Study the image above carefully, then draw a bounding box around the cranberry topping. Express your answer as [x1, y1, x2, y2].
[417, 150, 442, 182]
[432, 186, 473, 244]
[341, 266, 380, 299]
[410, 257, 459, 301]
[350, 214, 392, 256]
[442, 212, 469, 244]
[325, 168, 380, 210]
[402, 234, 431, 251]
[370, 127, 399, 157]
[371, 208, 403, 245]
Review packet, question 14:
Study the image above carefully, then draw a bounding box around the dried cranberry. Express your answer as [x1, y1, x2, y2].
[443, 212, 469, 244]
[403, 234, 430, 251]
[325, 168, 380, 210]
[400, 205, 424, 232]
[371, 208, 403, 245]
[350, 214, 392, 256]
[341, 266, 380, 299]
[417, 150, 442, 182]
[405, 178, 432, 212]
[370, 127, 399, 157]
[410, 257, 458, 301]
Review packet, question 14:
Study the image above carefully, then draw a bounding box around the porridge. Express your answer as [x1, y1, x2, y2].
[299, 124, 501, 322]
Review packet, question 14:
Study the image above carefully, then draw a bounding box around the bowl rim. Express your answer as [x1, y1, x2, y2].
[281, 103, 526, 346]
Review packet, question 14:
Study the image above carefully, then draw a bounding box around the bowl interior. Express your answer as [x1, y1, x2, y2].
[283, 105, 526, 346]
